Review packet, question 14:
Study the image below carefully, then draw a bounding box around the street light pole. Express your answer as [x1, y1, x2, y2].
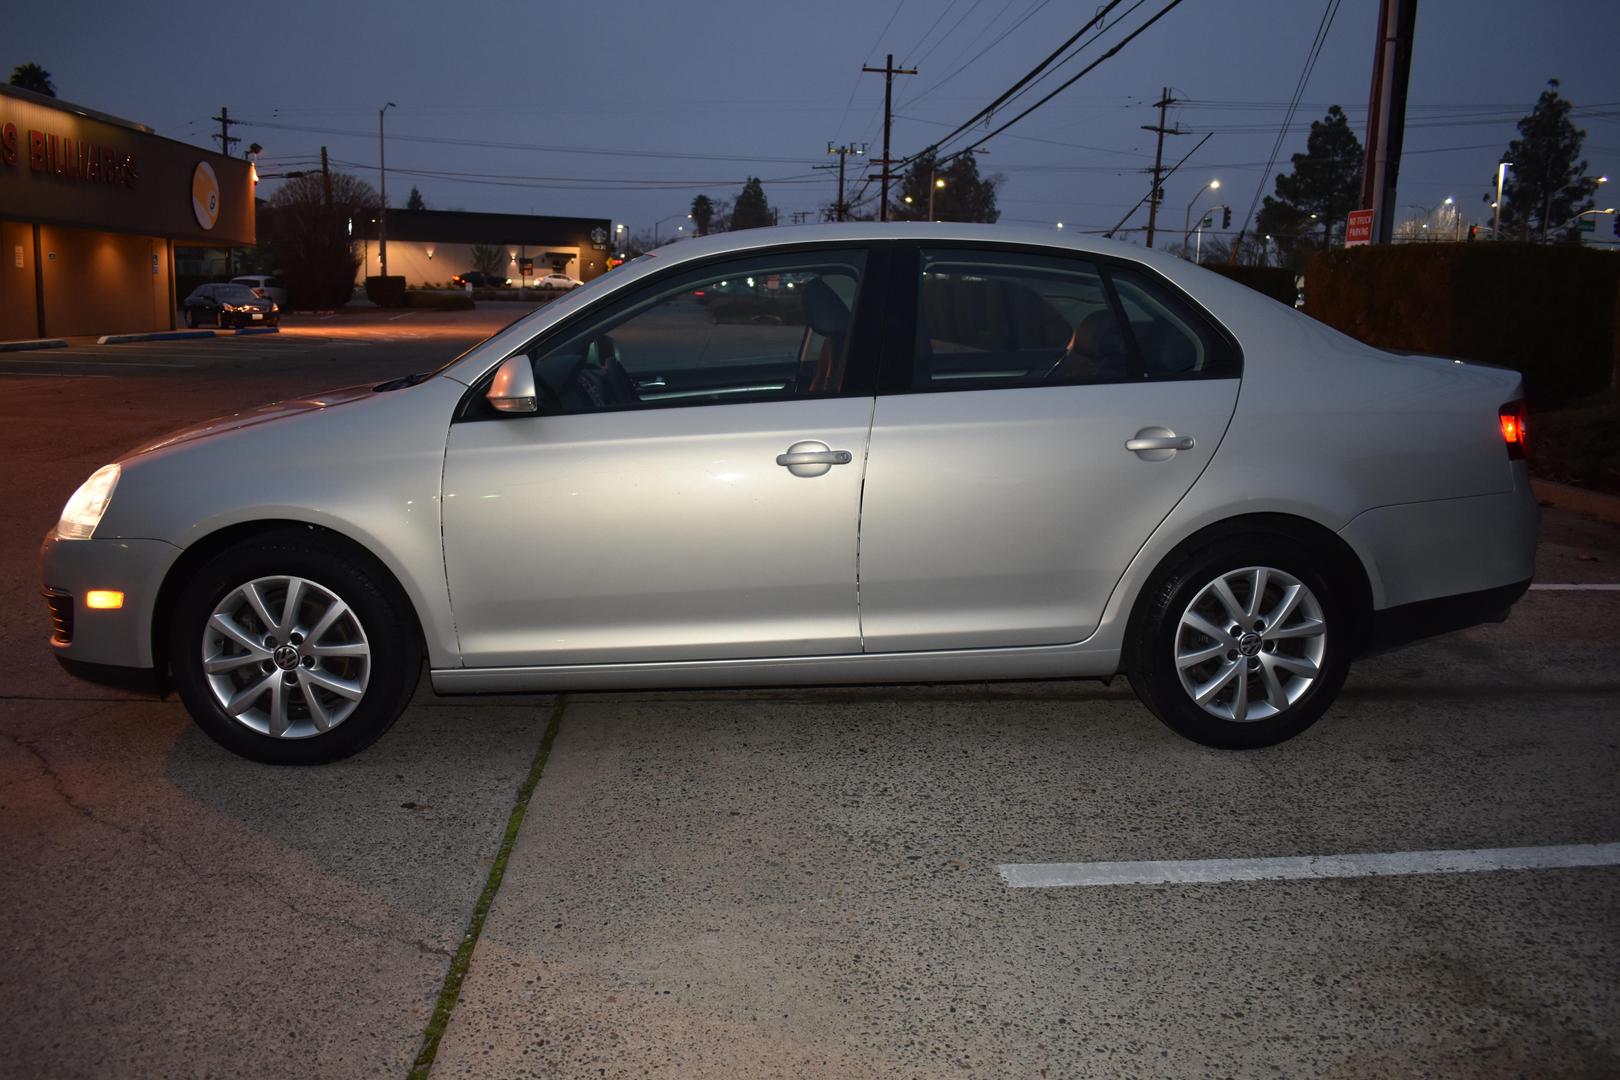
[927, 171, 946, 219]
[1493, 161, 1509, 241]
[1183, 179, 1221, 257]
[378, 102, 396, 277]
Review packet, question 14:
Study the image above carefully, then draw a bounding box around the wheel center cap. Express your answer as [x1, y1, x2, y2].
[272, 644, 300, 671]
[1237, 632, 1263, 657]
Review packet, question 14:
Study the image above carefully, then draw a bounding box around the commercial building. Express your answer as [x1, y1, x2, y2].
[0, 84, 255, 340]
[351, 209, 614, 286]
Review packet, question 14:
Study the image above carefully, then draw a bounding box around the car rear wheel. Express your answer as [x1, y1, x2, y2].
[185, 308, 197, 329]
[1125, 536, 1351, 749]
[168, 534, 421, 764]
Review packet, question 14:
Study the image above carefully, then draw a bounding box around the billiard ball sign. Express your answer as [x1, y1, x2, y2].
[191, 161, 220, 230]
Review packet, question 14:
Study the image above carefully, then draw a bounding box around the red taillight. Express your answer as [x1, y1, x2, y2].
[1499, 401, 1528, 460]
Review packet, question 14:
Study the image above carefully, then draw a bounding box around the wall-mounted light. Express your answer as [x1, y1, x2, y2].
[426, 246, 435, 259]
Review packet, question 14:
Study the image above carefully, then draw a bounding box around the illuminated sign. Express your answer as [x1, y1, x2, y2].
[191, 161, 220, 230]
[0, 121, 137, 187]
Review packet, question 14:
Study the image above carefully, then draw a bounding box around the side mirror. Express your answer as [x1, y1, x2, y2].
[486, 355, 539, 415]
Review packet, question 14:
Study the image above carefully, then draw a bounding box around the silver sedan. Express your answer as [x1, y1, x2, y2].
[40, 224, 1537, 764]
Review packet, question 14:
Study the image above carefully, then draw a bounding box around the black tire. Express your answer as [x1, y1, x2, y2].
[1124, 535, 1352, 750]
[168, 533, 422, 765]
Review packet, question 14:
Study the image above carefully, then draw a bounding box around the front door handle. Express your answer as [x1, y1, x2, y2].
[777, 440, 853, 477]
[1124, 436, 1195, 452]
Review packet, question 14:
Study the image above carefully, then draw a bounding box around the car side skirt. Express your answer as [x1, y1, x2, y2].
[430, 641, 1124, 694]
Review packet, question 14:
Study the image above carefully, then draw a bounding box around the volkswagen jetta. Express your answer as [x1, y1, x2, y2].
[41, 224, 1537, 763]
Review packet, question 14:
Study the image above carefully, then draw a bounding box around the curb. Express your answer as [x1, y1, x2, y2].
[96, 330, 218, 345]
[1531, 478, 1620, 525]
[0, 338, 68, 352]
[230, 327, 280, 336]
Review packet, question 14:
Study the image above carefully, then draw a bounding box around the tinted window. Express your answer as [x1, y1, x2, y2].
[913, 250, 1130, 390]
[216, 285, 260, 302]
[515, 250, 867, 414]
[1109, 268, 1239, 379]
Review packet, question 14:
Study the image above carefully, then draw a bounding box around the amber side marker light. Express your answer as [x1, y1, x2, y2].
[85, 590, 125, 610]
[1499, 402, 1528, 461]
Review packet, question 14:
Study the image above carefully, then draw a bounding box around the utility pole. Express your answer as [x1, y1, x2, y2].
[320, 146, 333, 210]
[862, 54, 915, 222]
[1360, 0, 1419, 245]
[378, 102, 396, 278]
[211, 106, 239, 156]
[1141, 88, 1184, 248]
[823, 143, 867, 221]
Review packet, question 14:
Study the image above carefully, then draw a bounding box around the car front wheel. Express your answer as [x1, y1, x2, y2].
[168, 534, 421, 764]
[1126, 536, 1352, 749]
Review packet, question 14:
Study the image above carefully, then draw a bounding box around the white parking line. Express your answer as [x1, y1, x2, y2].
[997, 842, 1620, 888]
[1530, 584, 1620, 591]
[0, 356, 195, 369]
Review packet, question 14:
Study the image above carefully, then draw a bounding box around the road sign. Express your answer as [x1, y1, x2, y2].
[1578, 217, 1596, 232]
[1345, 209, 1374, 247]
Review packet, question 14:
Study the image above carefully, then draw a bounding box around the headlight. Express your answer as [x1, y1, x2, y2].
[57, 464, 120, 540]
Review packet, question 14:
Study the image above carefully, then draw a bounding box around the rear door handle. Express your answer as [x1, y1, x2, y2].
[1124, 436, 1194, 452]
[777, 440, 853, 477]
[776, 449, 853, 466]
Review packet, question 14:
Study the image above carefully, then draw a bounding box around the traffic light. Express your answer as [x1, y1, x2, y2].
[1468, 225, 1478, 242]
[1222, 207, 1232, 229]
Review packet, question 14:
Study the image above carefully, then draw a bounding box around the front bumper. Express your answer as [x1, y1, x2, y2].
[39, 530, 183, 669]
[222, 310, 278, 327]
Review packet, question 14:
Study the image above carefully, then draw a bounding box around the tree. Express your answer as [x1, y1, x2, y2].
[891, 148, 1000, 222]
[469, 244, 505, 278]
[1256, 105, 1363, 269]
[405, 186, 426, 211]
[730, 178, 774, 230]
[1488, 80, 1598, 242]
[265, 171, 379, 309]
[9, 62, 55, 97]
[690, 194, 715, 236]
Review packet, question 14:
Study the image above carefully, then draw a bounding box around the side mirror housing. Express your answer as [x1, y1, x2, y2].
[486, 355, 538, 415]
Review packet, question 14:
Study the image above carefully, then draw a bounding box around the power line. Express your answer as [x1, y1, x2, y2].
[1232, 0, 1343, 253]
[945, 0, 1197, 161]
[918, 0, 1126, 161]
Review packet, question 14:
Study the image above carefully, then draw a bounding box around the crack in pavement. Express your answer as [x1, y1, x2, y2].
[0, 727, 454, 960]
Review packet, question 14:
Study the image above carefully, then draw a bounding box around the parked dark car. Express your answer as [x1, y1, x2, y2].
[183, 283, 279, 328]
[450, 271, 511, 288]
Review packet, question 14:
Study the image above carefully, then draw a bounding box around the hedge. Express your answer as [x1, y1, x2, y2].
[403, 291, 475, 311]
[1304, 242, 1620, 408]
[1198, 263, 1297, 306]
[364, 275, 408, 308]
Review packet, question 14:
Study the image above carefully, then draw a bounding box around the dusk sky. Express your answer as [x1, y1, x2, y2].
[11, 0, 1619, 240]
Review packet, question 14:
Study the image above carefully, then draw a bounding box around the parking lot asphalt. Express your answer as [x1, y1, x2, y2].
[1, 314, 1617, 1078]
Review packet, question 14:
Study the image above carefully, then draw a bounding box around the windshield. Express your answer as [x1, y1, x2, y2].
[217, 285, 260, 301]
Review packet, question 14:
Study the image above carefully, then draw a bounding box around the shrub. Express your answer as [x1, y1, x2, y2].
[1304, 242, 1620, 408]
[1198, 264, 1296, 306]
[403, 291, 474, 310]
[364, 275, 407, 308]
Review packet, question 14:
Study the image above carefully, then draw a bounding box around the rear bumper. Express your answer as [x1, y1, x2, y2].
[39, 530, 183, 669]
[1362, 577, 1531, 655]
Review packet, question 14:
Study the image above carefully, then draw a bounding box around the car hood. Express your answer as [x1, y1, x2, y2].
[127, 383, 379, 457]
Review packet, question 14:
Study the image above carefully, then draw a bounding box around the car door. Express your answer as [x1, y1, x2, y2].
[441, 245, 886, 668]
[858, 245, 1243, 652]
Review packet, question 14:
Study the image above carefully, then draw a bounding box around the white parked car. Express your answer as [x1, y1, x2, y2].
[229, 275, 289, 308]
[41, 224, 1536, 764]
[536, 273, 582, 290]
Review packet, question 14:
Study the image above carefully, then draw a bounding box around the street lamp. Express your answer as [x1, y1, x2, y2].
[1493, 161, 1510, 240]
[929, 174, 946, 219]
[652, 212, 688, 246]
[1183, 179, 1221, 257]
[379, 101, 397, 276]
[1055, 221, 1064, 230]
[1559, 207, 1617, 232]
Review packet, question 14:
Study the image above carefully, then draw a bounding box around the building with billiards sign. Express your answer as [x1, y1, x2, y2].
[0, 84, 254, 340]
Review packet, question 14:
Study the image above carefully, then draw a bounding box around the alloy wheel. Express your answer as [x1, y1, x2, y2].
[1173, 565, 1327, 723]
[201, 575, 371, 738]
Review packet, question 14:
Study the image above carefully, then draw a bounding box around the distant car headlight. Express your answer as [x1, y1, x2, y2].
[57, 464, 121, 540]
[271, 302, 280, 312]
